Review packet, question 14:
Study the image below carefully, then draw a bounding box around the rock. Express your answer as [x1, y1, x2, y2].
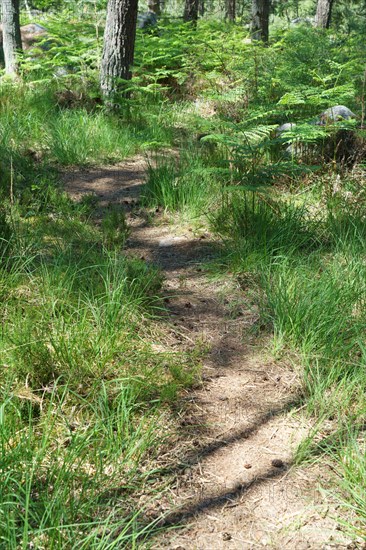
[0, 22, 48, 52]
[275, 107, 360, 164]
[137, 11, 158, 30]
[318, 106, 360, 164]
[275, 122, 297, 137]
[318, 105, 357, 125]
[53, 65, 79, 78]
[53, 67, 71, 78]
[0, 22, 51, 66]
[19, 23, 49, 50]
[275, 123, 305, 159]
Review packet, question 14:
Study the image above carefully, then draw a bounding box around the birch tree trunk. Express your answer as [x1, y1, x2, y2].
[251, 0, 270, 42]
[1, 0, 22, 75]
[315, 0, 335, 28]
[100, 0, 138, 101]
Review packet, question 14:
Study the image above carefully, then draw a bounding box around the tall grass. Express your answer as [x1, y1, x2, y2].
[48, 110, 137, 165]
[142, 147, 227, 216]
[332, 432, 366, 539]
[206, 178, 366, 535]
[209, 185, 365, 390]
[0, 183, 199, 546]
[0, 79, 174, 177]
[1, 13, 365, 540]
[0, 381, 162, 549]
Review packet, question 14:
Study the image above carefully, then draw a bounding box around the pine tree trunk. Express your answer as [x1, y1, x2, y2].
[315, 0, 334, 28]
[183, 0, 198, 23]
[198, 0, 204, 17]
[100, 0, 138, 101]
[225, 0, 236, 22]
[251, 0, 270, 42]
[1, 0, 22, 75]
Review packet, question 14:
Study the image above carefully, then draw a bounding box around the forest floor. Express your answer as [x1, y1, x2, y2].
[63, 156, 359, 550]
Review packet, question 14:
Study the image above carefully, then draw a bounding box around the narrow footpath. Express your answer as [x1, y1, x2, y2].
[63, 157, 357, 550]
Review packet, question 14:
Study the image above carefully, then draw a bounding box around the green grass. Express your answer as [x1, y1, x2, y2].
[0, 182, 200, 547]
[0, 80, 174, 179]
[0, 381, 163, 549]
[207, 179, 366, 536]
[142, 146, 228, 217]
[1, 11, 366, 543]
[333, 433, 366, 539]
[48, 110, 137, 165]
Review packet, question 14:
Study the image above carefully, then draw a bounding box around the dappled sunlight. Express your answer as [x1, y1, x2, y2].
[1, 4, 365, 546]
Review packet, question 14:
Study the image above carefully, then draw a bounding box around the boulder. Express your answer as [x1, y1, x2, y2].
[273, 123, 302, 159]
[0, 23, 50, 65]
[317, 106, 359, 164]
[274, 107, 360, 165]
[318, 105, 357, 125]
[276, 122, 297, 136]
[0, 22, 48, 51]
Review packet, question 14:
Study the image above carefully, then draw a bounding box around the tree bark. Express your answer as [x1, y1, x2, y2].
[100, 0, 139, 101]
[315, 0, 335, 28]
[251, 0, 270, 42]
[183, 0, 199, 23]
[225, 0, 236, 22]
[1, 0, 22, 75]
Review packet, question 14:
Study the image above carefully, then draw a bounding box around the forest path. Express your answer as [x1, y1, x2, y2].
[63, 156, 352, 550]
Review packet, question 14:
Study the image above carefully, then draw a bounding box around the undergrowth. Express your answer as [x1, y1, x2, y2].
[1, 11, 366, 543]
[143, 132, 366, 540]
[0, 185, 200, 547]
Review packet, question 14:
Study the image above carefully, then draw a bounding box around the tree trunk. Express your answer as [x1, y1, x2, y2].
[183, 0, 198, 23]
[315, 0, 335, 28]
[198, 0, 204, 17]
[251, 0, 270, 42]
[100, 0, 138, 101]
[225, 0, 235, 22]
[1, 0, 22, 75]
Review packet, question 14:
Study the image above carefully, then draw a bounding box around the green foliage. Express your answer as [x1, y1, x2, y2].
[261, 252, 366, 378]
[1, 10, 366, 543]
[0, 183, 199, 546]
[211, 190, 323, 256]
[48, 109, 137, 165]
[142, 147, 227, 215]
[0, 80, 174, 182]
[0, 380, 163, 548]
[332, 432, 366, 538]
[101, 205, 131, 247]
[21, 16, 101, 79]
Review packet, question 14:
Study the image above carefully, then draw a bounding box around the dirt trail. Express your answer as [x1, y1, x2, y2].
[63, 157, 356, 550]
